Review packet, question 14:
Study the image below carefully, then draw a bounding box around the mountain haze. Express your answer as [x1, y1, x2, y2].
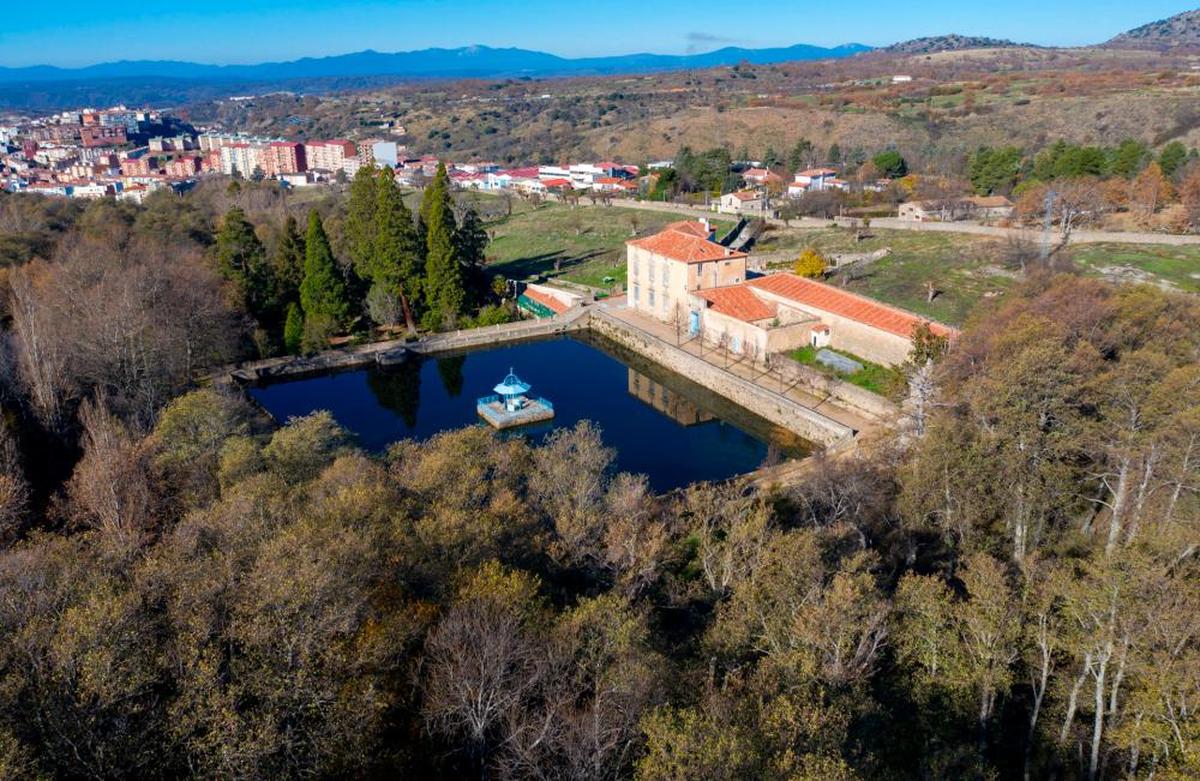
[0, 43, 871, 85]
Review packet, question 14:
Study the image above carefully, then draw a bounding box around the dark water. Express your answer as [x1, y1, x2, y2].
[248, 333, 812, 491]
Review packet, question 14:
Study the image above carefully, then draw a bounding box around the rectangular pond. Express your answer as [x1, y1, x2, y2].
[247, 332, 814, 491]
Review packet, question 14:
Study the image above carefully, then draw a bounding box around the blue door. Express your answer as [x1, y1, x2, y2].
[688, 311, 700, 335]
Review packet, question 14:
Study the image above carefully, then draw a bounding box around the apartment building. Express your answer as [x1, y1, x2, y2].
[304, 139, 356, 171]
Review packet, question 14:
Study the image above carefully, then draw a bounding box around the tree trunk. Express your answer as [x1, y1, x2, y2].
[1089, 648, 1111, 781]
[1061, 654, 1092, 745]
[399, 289, 417, 336]
[1104, 460, 1131, 557]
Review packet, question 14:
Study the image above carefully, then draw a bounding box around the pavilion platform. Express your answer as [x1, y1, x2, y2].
[477, 396, 555, 429]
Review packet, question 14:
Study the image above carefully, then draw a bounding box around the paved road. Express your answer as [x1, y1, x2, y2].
[580, 197, 1200, 247]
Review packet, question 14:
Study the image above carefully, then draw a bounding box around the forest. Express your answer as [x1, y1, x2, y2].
[0, 178, 1196, 779]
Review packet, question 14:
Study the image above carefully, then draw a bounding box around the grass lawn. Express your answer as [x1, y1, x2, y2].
[789, 344, 905, 397]
[1070, 243, 1200, 293]
[755, 227, 1017, 326]
[756, 226, 1200, 326]
[483, 203, 734, 292]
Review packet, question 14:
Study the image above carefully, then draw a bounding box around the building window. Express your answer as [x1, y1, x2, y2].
[633, 284, 640, 303]
[661, 263, 668, 285]
[632, 258, 638, 277]
[648, 290, 655, 307]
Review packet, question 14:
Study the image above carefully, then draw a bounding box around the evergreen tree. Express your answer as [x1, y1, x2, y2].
[1159, 141, 1189, 179]
[828, 143, 842, 167]
[421, 163, 465, 327]
[283, 302, 304, 355]
[344, 163, 379, 272]
[300, 210, 351, 330]
[215, 206, 275, 321]
[788, 138, 814, 172]
[271, 215, 306, 308]
[872, 150, 908, 178]
[370, 167, 424, 334]
[453, 205, 490, 304]
[1109, 138, 1151, 179]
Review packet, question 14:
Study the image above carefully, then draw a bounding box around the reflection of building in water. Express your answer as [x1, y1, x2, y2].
[627, 369, 715, 427]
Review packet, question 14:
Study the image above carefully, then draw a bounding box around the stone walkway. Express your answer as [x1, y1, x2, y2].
[594, 299, 881, 437]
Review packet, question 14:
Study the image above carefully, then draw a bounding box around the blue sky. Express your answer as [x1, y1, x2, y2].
[2, 0, 1194, 67]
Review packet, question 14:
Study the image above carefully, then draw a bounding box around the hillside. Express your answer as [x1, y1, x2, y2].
[886, 35, 1033, 54]
[1105, 9, 1200, 50]
[195, 45, 1200, 166]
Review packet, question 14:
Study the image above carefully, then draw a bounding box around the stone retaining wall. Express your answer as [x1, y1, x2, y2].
[213, 309, 590, 385]
[772, 354, 899, 420]
[589, 310, 855, 447]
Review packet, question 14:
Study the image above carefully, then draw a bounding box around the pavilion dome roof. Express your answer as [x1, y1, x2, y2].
[493, 368, 531, 396]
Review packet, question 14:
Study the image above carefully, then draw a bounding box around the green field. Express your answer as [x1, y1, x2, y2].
[755, 226, 1200, 326]
[788, 344, 905, 397]
[755, 227, 1018, 326]
[482, 203, 733, 292]
[1070, 243, 1200, 293]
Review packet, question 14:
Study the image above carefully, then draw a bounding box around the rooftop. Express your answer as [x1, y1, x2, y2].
[697, 286, 778, 323]
[628, 225, 745, 264]
[746, 273, 958, 339]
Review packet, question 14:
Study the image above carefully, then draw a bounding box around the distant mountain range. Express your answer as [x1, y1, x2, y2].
[0, 43, 871, 85]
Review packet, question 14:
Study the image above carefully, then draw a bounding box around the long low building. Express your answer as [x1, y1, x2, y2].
[687, 272, 957, 366]
[627, 221, 957, 366]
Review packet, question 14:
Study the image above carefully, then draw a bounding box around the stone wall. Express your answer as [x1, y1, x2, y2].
[589, 310, 855, 447]
[214, 309, 589, 385]
[772, 354, 900, 420]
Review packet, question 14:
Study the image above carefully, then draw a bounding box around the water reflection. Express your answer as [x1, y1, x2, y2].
[627, 369, 715, 427]
[250, 334, 814, 491]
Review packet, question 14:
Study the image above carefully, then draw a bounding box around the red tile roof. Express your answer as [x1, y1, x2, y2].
[540, 177, 572, 187]
[523, 287, 570, 314]
[729, 190, 760, 201]
[628, 225, 745, 264]
[698, 286, 777, 322]
[796, 167, 838, 177]
[662, 220, 710, 237]
[747, 273, 958, 339]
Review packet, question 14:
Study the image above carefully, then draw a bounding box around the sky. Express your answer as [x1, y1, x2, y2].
[1, 0, 1195, 68]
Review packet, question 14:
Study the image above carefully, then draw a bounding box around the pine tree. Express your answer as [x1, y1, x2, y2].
[215, 206, 274, 320]
[421, 163, 465, 327]
[453, 205, 489, 305]
[344, 163, 379, 273]
[283, 302, 304, 354]
[271, 214, 306, 308]
[300, 210, 351, 330]
[371, 167, 424, 334]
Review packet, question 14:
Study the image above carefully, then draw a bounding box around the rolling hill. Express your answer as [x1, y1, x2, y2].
[885, 35, 1035, 54]
[1105, 9, 1200, 50]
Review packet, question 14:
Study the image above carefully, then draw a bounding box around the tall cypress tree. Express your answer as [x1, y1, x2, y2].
[215, 206, 274, 320]
[421, 163, 465, 327]
[371, 167, 424, 334]
[271, 214, 306, 308]
[453, 205, 489, 305]
[300, 210, 351, 330]
[344, 163, 379, 274]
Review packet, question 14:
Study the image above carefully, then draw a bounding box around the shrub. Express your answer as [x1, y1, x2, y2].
[794, 249, 828, 278]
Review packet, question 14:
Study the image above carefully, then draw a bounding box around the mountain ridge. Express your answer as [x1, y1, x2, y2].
[1104, 9, 1200, 50]
[0, 43, 872, 85]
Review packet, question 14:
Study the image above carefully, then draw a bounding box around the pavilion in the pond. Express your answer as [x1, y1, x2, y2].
[477, 368, 555, 429]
